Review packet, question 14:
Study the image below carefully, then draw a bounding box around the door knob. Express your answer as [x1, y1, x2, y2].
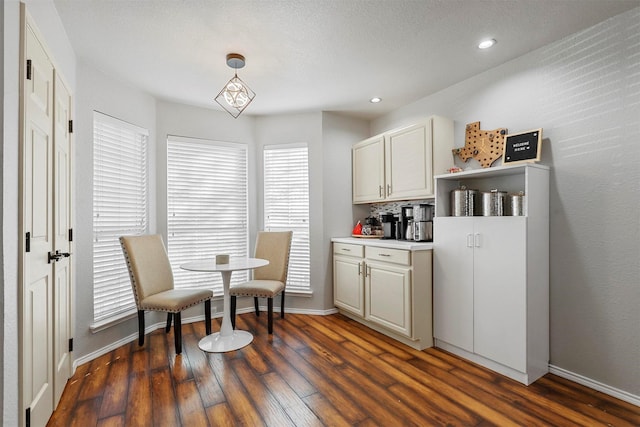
[48, 250, 71, 263]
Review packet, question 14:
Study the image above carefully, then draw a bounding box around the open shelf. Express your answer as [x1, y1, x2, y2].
[434, 164, 549, 217]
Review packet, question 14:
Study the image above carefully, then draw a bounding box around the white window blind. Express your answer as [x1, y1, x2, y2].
[93, 112, 149, 324]
[167, 136, 249, 295]
[263, 144, 311, 293]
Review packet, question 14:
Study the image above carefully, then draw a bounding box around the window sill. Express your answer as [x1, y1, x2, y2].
[286, 289, 313, 298]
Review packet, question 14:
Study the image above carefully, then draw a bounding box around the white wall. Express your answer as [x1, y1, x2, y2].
[2, 1, 76, 424]
[321, 112, 370, 307]
[74, 60, 157, 359]
[372, 7, 640, 398]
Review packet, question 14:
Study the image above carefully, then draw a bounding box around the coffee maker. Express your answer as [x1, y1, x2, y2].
[413, 203, 434, 242]
[399, 205, 414, 240]
[379, 213, 396, 239]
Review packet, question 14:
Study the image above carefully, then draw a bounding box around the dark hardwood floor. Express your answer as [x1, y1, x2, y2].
[48, 313, 640, 426]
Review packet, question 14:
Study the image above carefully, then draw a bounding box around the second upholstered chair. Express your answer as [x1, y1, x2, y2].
[120, 234, 213, 354]
[229, 231, 293, 334]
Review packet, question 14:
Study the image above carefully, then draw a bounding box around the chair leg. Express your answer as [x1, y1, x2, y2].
[165, 313, 172, 332]
[230, 296, 237, 329]
[268, 298, 274, 334]
[254, 297, 260, 316]
[137, 310, 145, 346]
[174, 312, 182, 355]
[281, 291, 285, 319]
[205, 299, 212, 335]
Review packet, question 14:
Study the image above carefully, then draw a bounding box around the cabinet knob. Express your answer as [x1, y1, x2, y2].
[379, 185, 383, 197]
[387, 184, 391, 196]
[467, 234, 474, 248]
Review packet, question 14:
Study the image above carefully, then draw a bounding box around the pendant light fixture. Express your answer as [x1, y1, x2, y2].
[215, 53, 256, 118]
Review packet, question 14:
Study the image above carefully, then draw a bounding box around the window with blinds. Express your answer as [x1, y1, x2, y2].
[167, 136, 249, 295]
[93, 112, 149, 325]
[263, 144, 311, 293]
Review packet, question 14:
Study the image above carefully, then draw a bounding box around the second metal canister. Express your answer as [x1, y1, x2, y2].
[482, 189, 507, 216]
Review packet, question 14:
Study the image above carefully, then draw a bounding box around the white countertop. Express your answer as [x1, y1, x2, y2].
[331, 237, 433, 251]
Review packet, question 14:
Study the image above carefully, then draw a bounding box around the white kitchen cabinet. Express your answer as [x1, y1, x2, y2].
[433, 164, 549, 385]
[333, 243, 365, 316]
[432, 217, 474, 353]
[365, 247, 412, 337]
[385, 122, 433, 200]
[332, 239, 433, 350]
[352, 135, 385, 203]
[352, 116, 454, 204]
[435, 217, 527, 371]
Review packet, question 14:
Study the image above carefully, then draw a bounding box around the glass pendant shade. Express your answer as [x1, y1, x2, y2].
[215, 73, 256, 118]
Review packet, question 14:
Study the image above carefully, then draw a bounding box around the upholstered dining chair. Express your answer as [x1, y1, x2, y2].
[229, 231, 293, 334]
[120, 234, 213, 354]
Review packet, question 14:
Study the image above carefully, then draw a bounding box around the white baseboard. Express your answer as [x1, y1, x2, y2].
[73, 307, 338, 370]
[548, 364, 640, 407]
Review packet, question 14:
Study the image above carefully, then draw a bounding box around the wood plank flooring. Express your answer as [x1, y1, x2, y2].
[47, 313, 640, 426]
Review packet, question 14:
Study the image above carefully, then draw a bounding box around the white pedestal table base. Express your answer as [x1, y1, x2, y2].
[198, 330, 253, 352]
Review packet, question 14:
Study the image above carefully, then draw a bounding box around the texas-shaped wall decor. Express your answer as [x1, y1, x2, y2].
[453, 121, 508, 168]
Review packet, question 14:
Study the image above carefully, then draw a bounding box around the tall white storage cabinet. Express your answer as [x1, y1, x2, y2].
[433, 164, 549, 385]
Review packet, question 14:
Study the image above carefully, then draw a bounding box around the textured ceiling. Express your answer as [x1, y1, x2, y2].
[53, 0, 639, 119]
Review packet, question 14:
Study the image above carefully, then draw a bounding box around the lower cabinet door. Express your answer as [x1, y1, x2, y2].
[366, 261, 412, 337]
[333, 255, 365, 316]
[433, 217, 474, 352]
[473, 217, 527, 372]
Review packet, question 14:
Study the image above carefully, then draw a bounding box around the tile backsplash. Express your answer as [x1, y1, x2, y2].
[369, 199, 434, 218]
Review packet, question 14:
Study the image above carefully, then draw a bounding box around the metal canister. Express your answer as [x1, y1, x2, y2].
[466, 189, 478, 216]
[451, 187, 466, 216]
[451, 186, 478, 216]
[482, 189, 507, 216]
[510, 191, 525, 216]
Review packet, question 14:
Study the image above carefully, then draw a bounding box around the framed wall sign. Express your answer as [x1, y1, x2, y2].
[502, 128, 543, 165]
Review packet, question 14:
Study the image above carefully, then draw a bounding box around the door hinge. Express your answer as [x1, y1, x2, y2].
[68, 120, 73, 133]
[26, 59, 32, 80]
[26, 232, 31, 253]
[69, 228, 73, 242]
[69, 338, 74, 352]
[26, 407, 31, 427]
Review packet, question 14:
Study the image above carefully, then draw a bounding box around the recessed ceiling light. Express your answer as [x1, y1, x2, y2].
[370, 97, 382, 103]
[478, 39, 496, 49]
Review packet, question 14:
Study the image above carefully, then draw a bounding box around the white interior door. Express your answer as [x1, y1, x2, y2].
[53, 72, 73, 405]
[22, 21, 55, 427]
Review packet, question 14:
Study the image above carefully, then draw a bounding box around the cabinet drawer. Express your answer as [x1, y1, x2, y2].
[365, 246, 410, 266]
[333, 243, 364, 257]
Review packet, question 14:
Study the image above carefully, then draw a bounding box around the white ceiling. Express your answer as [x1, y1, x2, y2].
[53, 0, 639, 120]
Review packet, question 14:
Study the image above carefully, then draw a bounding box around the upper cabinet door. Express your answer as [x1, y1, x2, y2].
[352, 135, 385, 203]
[385, 122, 433, 200]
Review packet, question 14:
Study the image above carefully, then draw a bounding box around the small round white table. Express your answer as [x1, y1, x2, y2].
[180, 257, 269, 352]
